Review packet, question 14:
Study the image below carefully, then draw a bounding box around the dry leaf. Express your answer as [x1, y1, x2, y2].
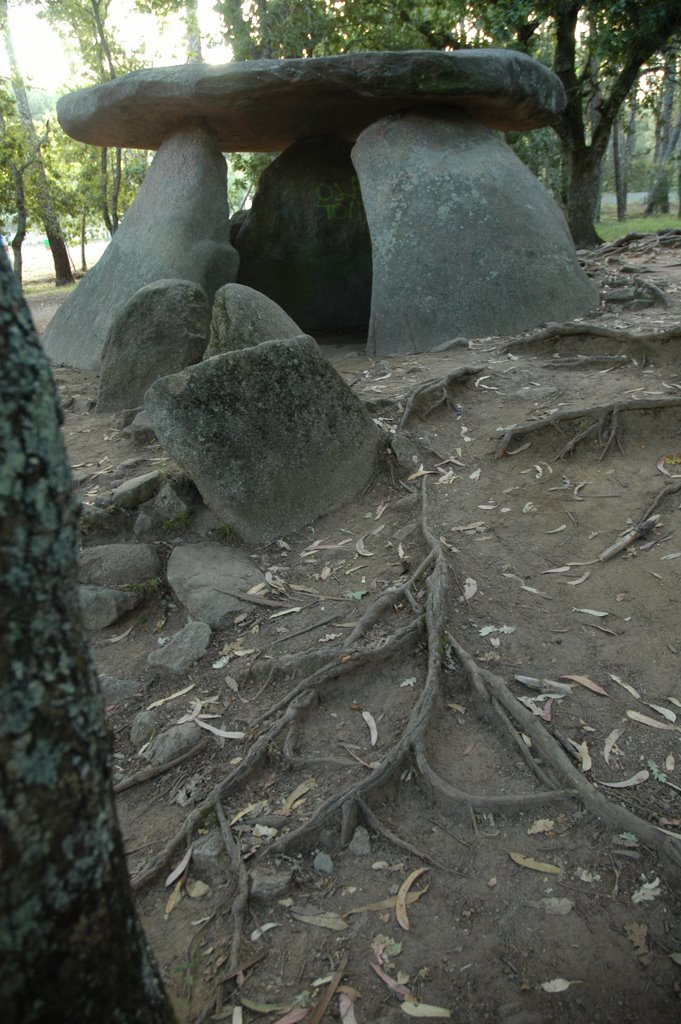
[565, 571, 590, 586]
[603, 728, 623, 765]
[572, 607, 609, 617]
[165, 845, 192, 887]
[632, 878, 661, 904]
[546, 525, 567, 534]
[527, 819, 555, 835]
[596, 770, 649, 788]
[147, 683, 195, 710]
[369, 963, 411, 998]
[401, 1002, 451, 1018]
[627, 710, 680, 732]
[559, 674, 609, 697]
[104, 624, 134, 643]
[540, 979, 581, 993]
[624, 922, 650, 960]
[194, 719, 245, 740]
[338, 993, 358, 1024]
[407, 465, 437, 481]
[291, 910, 348, 931]
[396, 868, 429, 930]
[269, 607, 303, 619]
[509, 852, 562, 875]
[463, 577, 478, 600]
[362, 710, 378, 747]
[165, 876, 183, 915]
[272, 1010, 307, 1024]
[281, 779, 315, 812]
[609, 673, 640, 700]
[186, 879, 210, 899]
[567, 738, 592, 772]
[345, 889, 427, 916]
[251, 922, 280, 941]
[356, 538, 374, 557]
[643, 702, 677, 723]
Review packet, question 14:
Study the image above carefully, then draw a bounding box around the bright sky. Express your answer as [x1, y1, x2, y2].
[2, 0, 232, 94]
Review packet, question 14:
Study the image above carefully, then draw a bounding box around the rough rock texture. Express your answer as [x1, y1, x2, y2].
[57, 50, 566, 151]
[166, 543, 263, 628]
[145, 336, 382, 544]
[111, 471, 162, 508]
[100, 675, 149, 702]
[79, 542, 161, 586]
[97, 279, 210, 412]
[352, 112, 599, 355]
[147, 620, 212, 674]
[43, 123, 238, 370]
[234, 138, 372, 330]
[204, 283, 302, 358]
[144, 722, 202, 765]
[79, 585, 140, 629]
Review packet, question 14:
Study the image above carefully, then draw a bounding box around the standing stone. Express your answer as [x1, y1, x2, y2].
[204, 283, 302, 358]
[96, 279, 210, 412]
[145, 336, 382, 544]
[352, 111, 599, 355]
[234, 137, 372, 331]
[43, 122, 238, 370]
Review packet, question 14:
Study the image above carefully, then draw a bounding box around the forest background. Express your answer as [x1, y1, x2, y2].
[1, 0, 681, 289]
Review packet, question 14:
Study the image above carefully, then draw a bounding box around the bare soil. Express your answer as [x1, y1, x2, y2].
[31, 235, 681, 1024]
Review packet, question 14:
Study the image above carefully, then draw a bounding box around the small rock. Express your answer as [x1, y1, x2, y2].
[133, 511, 160, 539]
[154, 482, 190, 523]
[127, 411, 158, 447]
[112, 407, 143, 429]
[111, 471, 162, 508]
[192, 832, 229, 886]
[130, 710, 157, 747]
[313, 852, 334, 875]
[147, 620, 212, 673]
[432, 336, 470, 352]
[144, 722, 202, 765]
[348, 826, 371, 856]
[79, 585, 140, 630]
[250, 867, 294, 903]
[100, 675, 149, 702]
[79, 542, 161, 587]
[603, 286, 636, 304]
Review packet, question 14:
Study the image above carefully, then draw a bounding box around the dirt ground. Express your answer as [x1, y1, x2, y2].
[30, 233, 681, 1024]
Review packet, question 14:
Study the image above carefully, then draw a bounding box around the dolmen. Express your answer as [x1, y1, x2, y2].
[46, 49, 598, 367]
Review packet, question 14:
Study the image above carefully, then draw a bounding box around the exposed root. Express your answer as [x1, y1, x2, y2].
[501, 321, 681, 354]
[113, 737, 210, 794]
[541, 355, 630, 369]
[397, 365, 485, 429]
[448, 635, 681, 876]
[642, 480, 681, 520]
[495, 396, 681, 460]
[215, 800, 249, 973]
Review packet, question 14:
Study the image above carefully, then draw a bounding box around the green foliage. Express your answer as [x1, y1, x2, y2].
[595, 212, 680, 241]
[212, 523, 237, 544]
[161, 511, 191, 532]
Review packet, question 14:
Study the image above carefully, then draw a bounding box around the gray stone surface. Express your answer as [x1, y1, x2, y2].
[192, 832, 229, 886]
[123, 410, 157, 447]
[79, 542, 161, 586]
[313, 852, 334, 875]
[97, 279, 210, 412]
[144, 722, 202, 765]
[147, 620, 212, 674]
[43, 122, 238, 370]
[154, 481, 190, 522]
[111, 471, 162, 508]
[348, 826, 371, 856]
[145, 336, 382, 545]
[100, 674, 149, 702]
[57, 50, 566, 151]
[352, 112, 599, 355]
[130, 710, 158, 747]
[165, 543, 262, 628]
[79, 585, 140, 629]
[204, 283, 302, 358]
[234, 138, 372, 331]
[250, 867, 294, 903]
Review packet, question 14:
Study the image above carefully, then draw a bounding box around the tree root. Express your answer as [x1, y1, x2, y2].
[501, 321, 681, 355]
[397, 365, 485, 429]
[215, 800, 249, 974]
[495, 396, 681, 460]
[447, 636, 681, 875]
[641, 480, 681, 520]
[113, 737, 210, 794]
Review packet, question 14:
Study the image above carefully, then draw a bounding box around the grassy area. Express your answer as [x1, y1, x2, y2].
[595, 211, 680, 242]
[22, 279, 77, 298]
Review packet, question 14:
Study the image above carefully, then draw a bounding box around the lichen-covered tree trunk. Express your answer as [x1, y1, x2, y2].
[0, 252, 176, 1024]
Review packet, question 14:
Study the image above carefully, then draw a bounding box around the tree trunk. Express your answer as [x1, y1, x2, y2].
[612, 117, 627, 221]
[563, 144, 604, 248]
[0, 0, 73, 286]
[100, 146, 114, 235]
[112, 146, 122, 232]
[80, 210, 88, 272]
[9, 159, 27, 285]
[644, 55, 677, 215]
[185, 0, 203, 62]
[0, 252, 177, 1024]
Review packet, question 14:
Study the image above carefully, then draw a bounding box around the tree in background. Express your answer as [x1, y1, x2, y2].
[643, 52, 680, 216]
[0, 250, 177, 1024]
[0, 0, 73, 283]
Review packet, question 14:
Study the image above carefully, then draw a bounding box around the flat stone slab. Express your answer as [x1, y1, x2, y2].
[57, 50, 565, 152]
[166, 543, 264, 628]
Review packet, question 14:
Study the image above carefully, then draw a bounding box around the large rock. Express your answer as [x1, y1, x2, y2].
[352, 112, 599, 355]
[234, 138, 372, 331]
[97, 279, 210, 412]
[57, 50, 566, 152]
[43, 122, 238, 370]
[79, 585, 141, 630]
[147, 620, 212, 674]
[204, 283, 302, 358]
[145, 336, 382, 544]
[166, 543, 263, 628]
[79, 542, 161, 587]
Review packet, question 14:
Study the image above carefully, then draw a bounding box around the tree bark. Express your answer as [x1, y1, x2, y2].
[9, 159, 27, 284]
[80, 209, 88, 272]
[184, 0, 203, 62]
[0, 0, 73, 285]
[0, 254, 176, 1023]
[612, 116, 627, 221]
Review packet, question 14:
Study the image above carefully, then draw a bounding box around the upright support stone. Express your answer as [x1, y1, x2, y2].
[234, 137, 372, 331]
[43, 122, 238, 370]
[352, 112, 599, 356]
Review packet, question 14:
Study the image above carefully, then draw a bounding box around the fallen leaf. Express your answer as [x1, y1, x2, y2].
[565, 571, 591, 586]
[546, 525, 567, 534]
[104, 624, 134, 643]
[520, 585, 552, 599]
[281, 779, 315, 812]
[194, 719, 245, 740]
[369, 963, 411, 998]
[407, 464, 437, 481]
[291, 910, 348, 931]
[270, 607, 303, 619]
[596, 770, 649, 788]
[632, 877, 661, 904]
[540, 979, 581, 993]
[240, 996, 292, 1013]
[608, 673, 640, 700]
[657, 454, 681, 478]
[527, 819, 555, 836]
[534, 897, 574, 916]
[509, 852, 562, 875]
[463, 577, 478, 601]
[401, 1002, 451, 1018]
[624, 922, 650, 960]
[251, 922, 280, 941]
[572, 608, 609, 618]
[643, 702, 677, 723]
[603, 728, 623, 765]
[346, 889, 428, 916]
[356, 538, 374, 557]
[272, 1010, 307, 1024]
[627, 710, 680, 732]
[542, 566, 571, 574]
[396, 868, 429, 930]
[338, 993, 358, 1024]
[469, 468, 482, 481]
[559, 674, 609, 697]
[165, 876, 183, 915]
[165, 846, 192, 887]
[567, 738, 592, 772]
[345, 590, 368, 601]
[147, 684, 195, 710]
[362, 711, 378, 747]
[186, 879, 210, 899]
